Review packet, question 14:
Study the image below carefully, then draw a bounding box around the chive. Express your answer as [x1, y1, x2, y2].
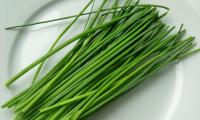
[32, 0, 95, 84]
[40, 91, 96, 113]
[5, 7, 139, 86]
[3, 1, 199, 120]
[5, 4, 169, 30]
[5, 5, 131, 30]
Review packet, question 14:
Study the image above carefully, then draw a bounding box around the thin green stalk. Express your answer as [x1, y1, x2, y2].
[14, 8, 153, 110]
[5, 4, 169, 30]
[36, 14, 157, 107]
[81, 32, 189, 118]
[72, 29, 179, 119]
[40, 91, 95, 112]
[73, 40, 177, 119]
[6, 7, 138, 86]
[18, 12, 158, 116]
[2, 40, 84, 108]
[32, 0, 95, 84]
[5, 5, 129, 30]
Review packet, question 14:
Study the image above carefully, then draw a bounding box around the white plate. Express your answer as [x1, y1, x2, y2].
[1, 0, 200, 120]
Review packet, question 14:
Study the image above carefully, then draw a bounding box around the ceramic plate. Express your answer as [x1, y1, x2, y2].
[0, 0, 200, 119]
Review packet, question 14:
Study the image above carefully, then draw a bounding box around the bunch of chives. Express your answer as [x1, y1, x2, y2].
[2, 0, 199, 120]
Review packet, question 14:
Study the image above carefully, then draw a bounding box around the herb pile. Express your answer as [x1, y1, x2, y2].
[2, 0, 199, 120]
